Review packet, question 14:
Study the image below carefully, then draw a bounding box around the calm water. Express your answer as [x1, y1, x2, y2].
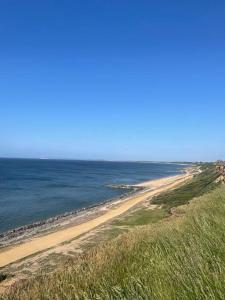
[0, 159, 187, 233]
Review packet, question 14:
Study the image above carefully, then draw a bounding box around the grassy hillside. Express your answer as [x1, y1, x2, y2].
[112, 164, 218, 227]
[3, 166, 225, 300]
[152, 164, 218, 209]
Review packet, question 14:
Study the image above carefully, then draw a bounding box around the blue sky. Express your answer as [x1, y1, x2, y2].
[0, 1, 225, 161]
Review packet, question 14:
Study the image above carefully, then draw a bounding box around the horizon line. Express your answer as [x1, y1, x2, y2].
[0, 156, 203, 163]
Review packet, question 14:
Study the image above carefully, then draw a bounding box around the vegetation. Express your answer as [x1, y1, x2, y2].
[152, 164, 218, 210]
[113, 164, 218, 227]
[2, 166, 225, 300]
[113, 207, 167, 226]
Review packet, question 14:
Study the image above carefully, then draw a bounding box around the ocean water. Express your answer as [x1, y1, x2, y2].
[0, 158, 187, 233]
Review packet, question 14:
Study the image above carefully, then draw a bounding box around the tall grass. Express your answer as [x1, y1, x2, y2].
[152, 165, 219, 210]
[113, 165, 218, 227]
[3, 185, 225, 300]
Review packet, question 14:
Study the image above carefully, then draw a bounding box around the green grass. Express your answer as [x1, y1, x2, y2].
[152, 165, 218, 210]
[112, 164, 218, 227]
[3, 178, 225, 299]
[113, 207, 167, 226]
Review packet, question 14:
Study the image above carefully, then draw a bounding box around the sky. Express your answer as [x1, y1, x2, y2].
[0, 0, 225, 162]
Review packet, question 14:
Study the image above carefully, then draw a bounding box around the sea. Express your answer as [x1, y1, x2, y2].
[0, 158, 188, 234]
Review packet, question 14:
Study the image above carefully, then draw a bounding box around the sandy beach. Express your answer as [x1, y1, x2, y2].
[0, 168, 195, 268]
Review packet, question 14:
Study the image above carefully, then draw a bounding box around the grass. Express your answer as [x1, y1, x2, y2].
[151, 164, 218, 210]
[2, 168, 225, 299]
[112, 207, 167, 226]
[112, 164, 218, 227]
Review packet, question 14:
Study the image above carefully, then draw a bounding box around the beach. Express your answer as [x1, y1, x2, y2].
[0, 167, 196, 269]
[0, 159, 187, 234]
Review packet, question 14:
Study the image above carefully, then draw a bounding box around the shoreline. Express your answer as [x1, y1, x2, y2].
[0, 169, 188, 247]
[0, 186, 143, 249]
[0, 166, 197, 268]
